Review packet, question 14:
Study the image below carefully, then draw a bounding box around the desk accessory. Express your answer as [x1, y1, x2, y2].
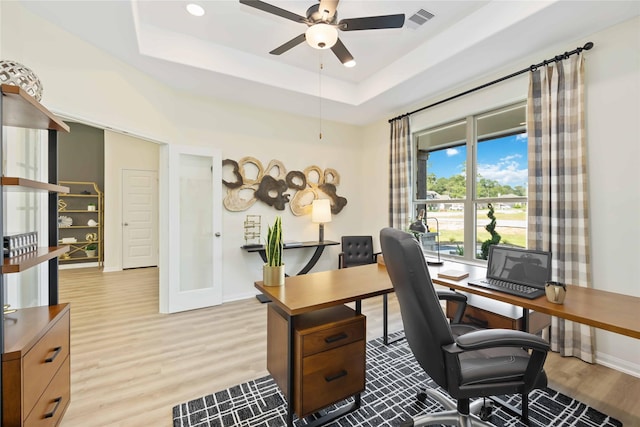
[263, 216, 284, 286]
[545, 281, 566, 304]
[437, 270, 469, 281]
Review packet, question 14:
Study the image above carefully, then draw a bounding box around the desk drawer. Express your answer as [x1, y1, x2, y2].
[298, 340, 365, 417]
[299, 318, 364, 357]
[23, 311, 70, 414]
[24, 356, 70, 427]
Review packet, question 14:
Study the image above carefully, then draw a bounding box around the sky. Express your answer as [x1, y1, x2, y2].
[428, 133, 528, 188]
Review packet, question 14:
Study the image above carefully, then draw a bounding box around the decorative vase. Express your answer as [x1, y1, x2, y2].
[0, 60, 44, 101]
[263, 264, 285, 286]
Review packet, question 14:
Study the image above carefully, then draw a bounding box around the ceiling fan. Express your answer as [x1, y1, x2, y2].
[239, 0, 405, 67]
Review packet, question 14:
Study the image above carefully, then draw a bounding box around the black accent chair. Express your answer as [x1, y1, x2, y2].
[338, 235, 378, 269]
[380, 227, 550, 426]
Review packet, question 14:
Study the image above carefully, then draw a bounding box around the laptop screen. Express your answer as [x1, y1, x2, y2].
[487, 245, 552, 289]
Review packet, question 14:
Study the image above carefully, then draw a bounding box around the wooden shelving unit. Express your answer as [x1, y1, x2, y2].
[1, 83, 71, 426]
[58, 181, 104, 266]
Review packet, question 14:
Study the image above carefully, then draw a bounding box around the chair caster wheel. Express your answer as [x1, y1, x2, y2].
[479, 405, 493, 421]
[416, 390, 428, 402]
[400, 420, 415, 427]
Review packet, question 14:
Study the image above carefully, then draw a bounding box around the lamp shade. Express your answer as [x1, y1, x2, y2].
[305, 24, 338, 50]
[311, 199, 332, 223]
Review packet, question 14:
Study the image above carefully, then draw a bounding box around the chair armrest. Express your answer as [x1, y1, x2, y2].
[437, 290, 467, 324]
[443, 329, 549, 395]
[451, 329, 550, 353]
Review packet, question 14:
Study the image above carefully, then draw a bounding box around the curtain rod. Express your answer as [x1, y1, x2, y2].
[388, 42, 594, 123]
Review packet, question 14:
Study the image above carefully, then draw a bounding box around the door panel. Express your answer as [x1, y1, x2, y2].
[122, 169, 158, 269]
[160, 145, 222, 313]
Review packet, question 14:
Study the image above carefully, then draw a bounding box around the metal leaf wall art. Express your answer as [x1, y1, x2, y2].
[222, 157, 347, 215]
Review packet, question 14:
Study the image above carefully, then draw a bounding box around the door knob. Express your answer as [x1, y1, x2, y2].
[215, 232, 221, 237]
[123, 223, 129, 226]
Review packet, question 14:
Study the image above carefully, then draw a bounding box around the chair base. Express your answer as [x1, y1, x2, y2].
[401, 389, 494, 427]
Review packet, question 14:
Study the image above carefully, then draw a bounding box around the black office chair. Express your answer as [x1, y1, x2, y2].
[380, 227, 549, 426]
[339, 235, 469, 345]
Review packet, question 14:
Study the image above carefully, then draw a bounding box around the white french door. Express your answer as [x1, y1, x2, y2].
[159, 144, 222, 313]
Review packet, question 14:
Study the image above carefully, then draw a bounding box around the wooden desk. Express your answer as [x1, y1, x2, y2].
[255, 264, 393, 427]
[256, 260, 640, 426]
[245, 240, 339, 303]
[428, 262, 640, 340]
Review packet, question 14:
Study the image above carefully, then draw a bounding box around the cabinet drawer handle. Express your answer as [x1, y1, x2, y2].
[324, 370, 347, 382]
[324, 333, 348, 344]
[44, 397, 62, 418]
[45, 346, 62, 363]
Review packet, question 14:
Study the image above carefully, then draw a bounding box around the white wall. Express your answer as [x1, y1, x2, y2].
[103, 131, 160, 272]
[361, 17, 640, 375]
[0, 2, 369, 304]
[2, 2, 637, 375]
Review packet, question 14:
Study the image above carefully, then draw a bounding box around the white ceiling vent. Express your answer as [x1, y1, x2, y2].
[407, 9, 435, 29]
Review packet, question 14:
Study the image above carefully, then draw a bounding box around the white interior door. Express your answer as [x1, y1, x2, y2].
[122, 169, 158, 269]
[159, 144, 222, 313]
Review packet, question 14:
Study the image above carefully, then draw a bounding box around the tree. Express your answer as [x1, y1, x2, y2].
[479, 203, 501, 260]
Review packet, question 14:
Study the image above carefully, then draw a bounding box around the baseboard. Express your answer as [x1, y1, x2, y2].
[59, 262, 100, 270]
[223, 292, 263, 304]
[596, 351, 640, 378]
[102, 266, 121, 273]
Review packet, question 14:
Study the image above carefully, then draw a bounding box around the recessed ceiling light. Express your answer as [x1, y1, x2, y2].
[186, 3, 205, 17]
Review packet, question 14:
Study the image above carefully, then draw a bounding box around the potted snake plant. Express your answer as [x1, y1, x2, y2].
[263, 216, 285, 286]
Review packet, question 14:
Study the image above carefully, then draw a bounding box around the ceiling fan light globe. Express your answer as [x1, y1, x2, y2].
[305, 24, 338, 50]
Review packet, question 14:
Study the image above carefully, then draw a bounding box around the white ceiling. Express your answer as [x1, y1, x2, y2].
[20, 0, 640, 125]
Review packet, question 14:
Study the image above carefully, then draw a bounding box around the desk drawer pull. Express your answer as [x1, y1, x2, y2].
[324, 370, 347, 382]
[44, 397, 62, 418]
[45, 346, 62, 363]
[324, 332, 348, 344]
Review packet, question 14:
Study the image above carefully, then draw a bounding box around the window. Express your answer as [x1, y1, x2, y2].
[413, 103, 527, 262]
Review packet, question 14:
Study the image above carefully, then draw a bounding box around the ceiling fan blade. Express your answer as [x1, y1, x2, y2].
[331, 38, 355, 65]
[269, 33, 306, 55]
[239, 0, 306, 24]
[318, 0, 339, 20]
[339, 14, 405, 31]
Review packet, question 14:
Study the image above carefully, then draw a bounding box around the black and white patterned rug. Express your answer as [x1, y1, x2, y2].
[173, 334, 621, 427]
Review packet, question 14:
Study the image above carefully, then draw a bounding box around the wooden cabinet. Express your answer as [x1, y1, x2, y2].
[3, 305, 70, 427]
[58, 181, 103, 266]
[1, 83, 71, 426]
[267, 304, 365, 418]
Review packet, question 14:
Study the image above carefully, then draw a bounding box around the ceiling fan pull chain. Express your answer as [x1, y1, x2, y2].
[319, 60, 323, 140]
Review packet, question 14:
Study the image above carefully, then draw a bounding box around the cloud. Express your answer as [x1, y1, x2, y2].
[515, 133, 528, 142]
[478, 158, 527, 186]
[446, 148, 460, 157]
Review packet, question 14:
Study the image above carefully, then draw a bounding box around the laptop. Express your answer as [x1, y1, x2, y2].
[468, 245, 552, 299]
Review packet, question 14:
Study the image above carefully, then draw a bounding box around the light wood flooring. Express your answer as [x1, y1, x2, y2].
[57, 267, 640, 427]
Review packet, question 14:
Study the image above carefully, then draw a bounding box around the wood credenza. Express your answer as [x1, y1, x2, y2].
[2, 304, 70, 427]
[267, 304, 365, 418]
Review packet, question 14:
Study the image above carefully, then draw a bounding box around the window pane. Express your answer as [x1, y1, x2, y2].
[476, 104, 527, 199]
[475, 202, 528, 259]
[415, 120, 466, 200]
[414, 204, 464, 258]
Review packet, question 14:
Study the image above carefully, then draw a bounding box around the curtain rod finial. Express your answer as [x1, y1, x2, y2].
[583, 42, 594, 50]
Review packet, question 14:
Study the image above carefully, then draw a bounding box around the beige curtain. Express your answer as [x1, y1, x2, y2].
[527, 54, 594, 362]
[389, 117, 412, 229]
